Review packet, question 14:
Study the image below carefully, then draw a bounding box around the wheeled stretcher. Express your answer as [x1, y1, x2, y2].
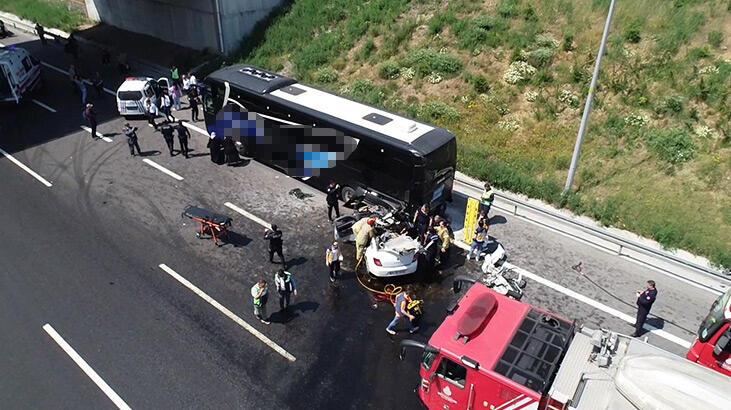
[182, 206, 232, 246]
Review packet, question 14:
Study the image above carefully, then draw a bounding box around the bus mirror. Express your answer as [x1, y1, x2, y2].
[714, 330, 731, 356]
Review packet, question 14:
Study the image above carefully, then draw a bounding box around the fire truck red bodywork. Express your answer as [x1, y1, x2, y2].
[686, 288, 731, 377]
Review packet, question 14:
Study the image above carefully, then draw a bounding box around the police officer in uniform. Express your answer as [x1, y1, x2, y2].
[160, 121, 176, 156]
[264, 225, 285, 265]
[633, 280, 658, 337]
[274, 269, 297, 311]
[175, 120, 190, 158]
[123, 123, 142, 156]
[326, 181, 341, 221]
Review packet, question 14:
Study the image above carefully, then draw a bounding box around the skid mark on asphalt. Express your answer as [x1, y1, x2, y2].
[42, 324, 131, 410]
[0, 147, 53, 187]
[159, 264, 296, 362]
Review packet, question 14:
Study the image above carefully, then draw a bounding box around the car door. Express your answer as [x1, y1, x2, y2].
[700, 324, 731, 376]
[157, 77, 170, 93]
[426, 357, 472, 409]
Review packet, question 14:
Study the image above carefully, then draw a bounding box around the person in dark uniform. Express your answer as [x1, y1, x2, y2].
[83, 103, 98, 139]
[413, 204, 432, 237]
[207, 133, 224, 164]
[160, 121, 176, 156]
[189, 89, 200, 122]
[35, 23, 46, 45]
[633, 280, 657, 337]
[264, 225, 285, 265]
[175, 120, 190, 158]
[326, 181, 341, 221]
[123, 123, 142, 156]
[223, 135, 241, 165]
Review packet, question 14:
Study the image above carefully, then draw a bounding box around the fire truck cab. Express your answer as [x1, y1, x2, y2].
[687, 287, 731, 377]
[400, 283, 731, 410]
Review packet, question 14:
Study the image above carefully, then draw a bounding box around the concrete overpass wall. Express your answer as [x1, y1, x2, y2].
[86, 0, 285, 54]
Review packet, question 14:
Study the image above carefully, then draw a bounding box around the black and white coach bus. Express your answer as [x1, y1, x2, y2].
[202, 65, 456, 213]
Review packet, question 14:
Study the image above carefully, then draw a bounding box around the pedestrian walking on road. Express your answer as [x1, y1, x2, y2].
[189, 92, 200, 122]
[274, 269, 297, 312]
[83, 103, 98, 139]
[466, 220, 488, 261]
[145, 98, 159, 130]
[123, 123, 142, 156]
[175, 121, 190, 158]
[207, 132, 225, 164]
[386, 288, 418, 335]
[264, 225, 285, 265]
[160, 121, 176, 156]
[160, 92, 173, 121]
[632, 280, 657, 337]
[64, 34, 79, 60]
[92, 72, 104, 97]
[79, 78, 88, 106]
[117, 52, 130, 74]
[170, 83, 182, 111]
[251, 279, 270, 324]
[325, 242, 342, 283]
[171, 66, 180, 86]
[35, 23, 46, 45]
[480, 183, 495, 217]
[326, 181, 341, 221]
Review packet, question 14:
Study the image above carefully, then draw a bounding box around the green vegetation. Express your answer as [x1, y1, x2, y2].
[0, 0, 87, 32]
[243, 0, 731, 268]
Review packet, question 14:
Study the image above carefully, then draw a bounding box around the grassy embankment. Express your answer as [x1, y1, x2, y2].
[1, 0, 87, 32]
[242, 0, 731, 268]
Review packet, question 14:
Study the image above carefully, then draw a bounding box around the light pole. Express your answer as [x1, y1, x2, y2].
[564, 0, 617, 193]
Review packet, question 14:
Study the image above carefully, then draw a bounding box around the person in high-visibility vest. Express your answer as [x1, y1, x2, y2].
[480, 183, 495, 216]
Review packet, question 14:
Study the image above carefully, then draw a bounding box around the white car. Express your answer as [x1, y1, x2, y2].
[365, 232, 421, 278]
[116, 76, 169, 117]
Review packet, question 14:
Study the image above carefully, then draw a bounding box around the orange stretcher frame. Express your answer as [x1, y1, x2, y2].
[182, 206, 233, 247]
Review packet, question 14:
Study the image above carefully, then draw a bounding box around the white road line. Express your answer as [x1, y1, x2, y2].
[158, 264, 296, 362]
[142, 159, 184, 181]
[32, 99, 57, 113]
[42, 324, 131, 410]
[0, 147, 53, 187]
[182, 121, 208, 136]
[79, 126, 113, 143]
[451, 240, 692, 348]
[39, 62, 116, 95]
[224, 202, 272, 229]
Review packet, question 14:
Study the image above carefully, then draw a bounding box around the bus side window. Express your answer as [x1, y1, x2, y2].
[436, 357, 467, 389]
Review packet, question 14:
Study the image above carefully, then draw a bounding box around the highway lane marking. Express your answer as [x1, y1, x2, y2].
[224, 202, 272, 229]
[42, 324, 131, 410]
[158, 264, 296, 362]
[181, 121, 208, 137]
[142, 159, 184, 181]
[39, 62, 116, 96]
[451, 240, 692, 349]
[32, 99, 57, 113]
[80, 126, 113, 143]
[0, 147, 53, 187]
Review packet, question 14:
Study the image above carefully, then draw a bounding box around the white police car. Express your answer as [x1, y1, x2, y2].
[116, 76, 169, 117]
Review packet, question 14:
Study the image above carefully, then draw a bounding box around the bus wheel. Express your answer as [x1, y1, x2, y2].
[341, 186, 356, 203]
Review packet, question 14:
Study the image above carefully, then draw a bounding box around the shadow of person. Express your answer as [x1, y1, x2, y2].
[186, 152, 209, 158]
[290, 300, 319, 314]
[488, 214, 507, 225]
[645, 317, 665, 330]
[286, 256, 308, 268]
[139, 150, 161, 157]
[269, 309, 298, 324]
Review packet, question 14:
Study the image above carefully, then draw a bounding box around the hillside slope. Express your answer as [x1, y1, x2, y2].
[243, 0, 731, 268]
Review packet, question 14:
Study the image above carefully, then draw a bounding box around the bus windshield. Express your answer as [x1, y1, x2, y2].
[698, 290, 731, 342]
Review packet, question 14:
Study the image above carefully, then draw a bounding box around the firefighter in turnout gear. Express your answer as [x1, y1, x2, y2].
[353, 217, 377, 271]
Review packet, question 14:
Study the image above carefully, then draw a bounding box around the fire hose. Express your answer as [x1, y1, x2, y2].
[355, 271, 403, 305]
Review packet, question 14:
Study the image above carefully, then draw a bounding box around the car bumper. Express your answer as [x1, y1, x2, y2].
[367, 259, 418, 278]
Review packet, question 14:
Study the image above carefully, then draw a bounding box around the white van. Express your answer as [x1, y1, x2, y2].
[116, 76, 170, 117]
[0, 45, 42, 104]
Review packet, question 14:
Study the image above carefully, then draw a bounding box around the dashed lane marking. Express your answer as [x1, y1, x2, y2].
[224, 202, 272, 229]
[158, 264, 296, 362]
[32, 99, 57, 113]
[181, 121, 208, 136]
[80, 126, 113, 143]
[451, 240, 692, 349]
[142, 159, 184, 181]
[0, 147, 53, 187]
[42, 324, 131, 410]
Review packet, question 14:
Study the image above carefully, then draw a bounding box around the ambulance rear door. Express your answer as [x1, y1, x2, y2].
[0, 61, 19, 103]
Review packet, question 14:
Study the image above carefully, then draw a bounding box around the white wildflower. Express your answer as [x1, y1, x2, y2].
[699, 65, 719, 75]
[503, 61, 537, 84]
[497, 118, 520, 132]
[460, 95, 470, 104]
[400, 67, 415, 80]
[525, 90, 538, 102]
[695, 125, 719, 139]
[427, 72, 443, 84]
[623, 114, 648, 128]
[558, 89, 580, 108]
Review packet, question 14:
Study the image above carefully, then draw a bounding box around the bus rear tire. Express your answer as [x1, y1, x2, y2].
[341, 186, 356, 203]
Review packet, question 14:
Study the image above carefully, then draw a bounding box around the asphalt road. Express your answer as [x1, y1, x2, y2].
[1, 30, 726, 409]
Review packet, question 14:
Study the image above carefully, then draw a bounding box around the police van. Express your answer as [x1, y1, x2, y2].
[116, 76, 170, 117]
[0, 45, 42, 104]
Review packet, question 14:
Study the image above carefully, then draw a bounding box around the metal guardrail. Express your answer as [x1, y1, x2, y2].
[454, 175, 729, 284]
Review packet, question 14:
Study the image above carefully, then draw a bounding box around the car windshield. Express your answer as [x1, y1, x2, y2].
[118, 90, 142, 100]
[698, 290, 731, 342]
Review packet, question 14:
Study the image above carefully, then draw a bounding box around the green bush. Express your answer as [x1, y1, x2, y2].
[688, 46, 713, 60]
[498, 0, 522, 18]
[526, 48, 555, 68]
[469, 74, 490, 94]
[314, 67, 339, 83]
[657, 96, 684, 115]
[359, 38, 376, 61]
[417, 101, 461, 123]
[624, 28, 642, 44]
[0, 0, 87, 32]
[378, 60, 401, 80]
[523, 5, 538, 22]
[428, 10, 456, 35]
[708, 31, 723, 48]
[562, 34, 574, 52]
[402, 49, 463, 77]
[453, 15, 508, 50]
[644, 128, 696, 165]
[344, 79, 389, 106]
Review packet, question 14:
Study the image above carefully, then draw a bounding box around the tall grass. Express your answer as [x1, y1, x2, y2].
[0, 0, 87, 32]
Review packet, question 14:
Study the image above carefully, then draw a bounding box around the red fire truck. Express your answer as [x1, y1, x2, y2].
[399, 282, 731, 410]
[686, 287, 731, 377]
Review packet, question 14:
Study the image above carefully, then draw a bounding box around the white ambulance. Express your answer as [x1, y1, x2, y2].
[0, 44, 42, 104]
[116, 76, 170, 117]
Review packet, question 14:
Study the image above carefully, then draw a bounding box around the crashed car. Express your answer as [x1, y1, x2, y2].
[365, 232, 421, 278]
